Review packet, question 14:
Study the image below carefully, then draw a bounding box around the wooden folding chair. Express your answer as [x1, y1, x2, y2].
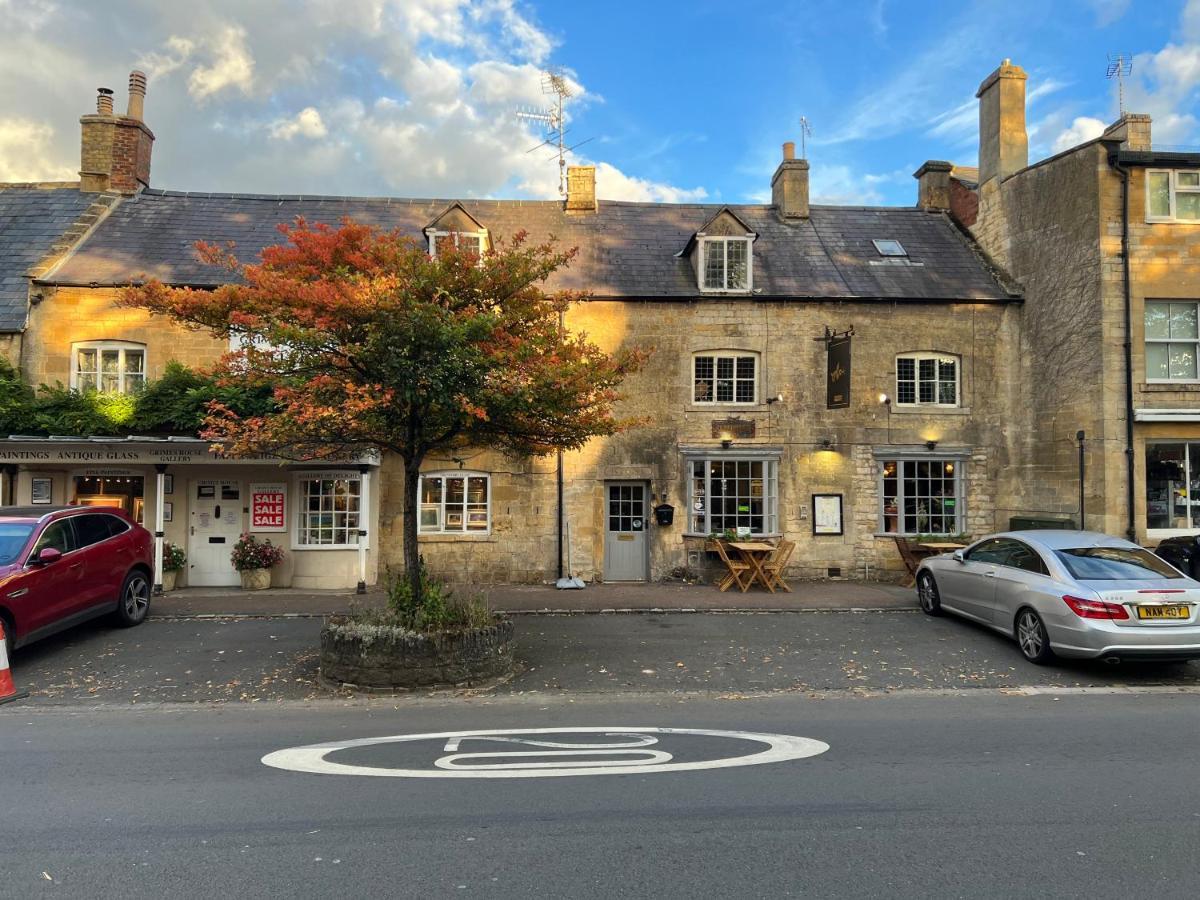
[761, 540, 794, 593]
[713, 541, 752, 593]
[894, 536, 929, 588]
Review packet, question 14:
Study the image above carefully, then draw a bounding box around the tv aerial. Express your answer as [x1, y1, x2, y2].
[516, 69, 594, 197]
[799, 116, 813, 160]
[1106, 53, 1133, 117]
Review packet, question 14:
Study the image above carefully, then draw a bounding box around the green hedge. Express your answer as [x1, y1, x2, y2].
[0, 358, 274, 437]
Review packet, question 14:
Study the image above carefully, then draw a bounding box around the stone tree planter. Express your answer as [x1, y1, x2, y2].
[320, 616, 515, 690]
[240, 568, 272, 591]
[161, 569, 179, 592]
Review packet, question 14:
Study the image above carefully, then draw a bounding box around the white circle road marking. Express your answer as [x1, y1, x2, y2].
[260, 726, 830, 778]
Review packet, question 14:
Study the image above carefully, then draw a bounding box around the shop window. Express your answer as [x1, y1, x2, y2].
[1145, 442, 1200, 532]
[71, 341, 146, 394]
[296, 476, 361, 546]
[419, 473, 491, 534]
[1146, 170, 1200, 222]
[879, 458, 962, 535]
[896, 353, 958, 406]
[687, 457, 778, 535]
[72, 475, 144, 524]
[693, 352, 758, 404]
[1145, 301, 1200, 381]
[700, 237, 752, 292]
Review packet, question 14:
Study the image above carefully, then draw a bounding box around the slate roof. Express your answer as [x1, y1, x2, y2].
[0, 184, 96, 330]
[46, 188, 1015, 302]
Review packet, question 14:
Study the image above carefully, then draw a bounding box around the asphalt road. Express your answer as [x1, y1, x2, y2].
[4, 692, 1199, 899]
[10, 611, 1200, 704]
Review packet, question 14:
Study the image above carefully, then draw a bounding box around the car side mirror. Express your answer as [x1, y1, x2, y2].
[952, 550, 966, 563]
[34, 547, 63, 565]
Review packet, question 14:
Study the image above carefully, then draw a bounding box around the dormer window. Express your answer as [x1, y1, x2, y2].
[872, 239, 907, 257]
[700, 237, 752, 292]
[429, 230, 485, 259]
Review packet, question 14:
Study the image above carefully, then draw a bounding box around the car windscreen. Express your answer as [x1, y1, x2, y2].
[0, 523, 35, 565]
[1055, 547, 1183, 580]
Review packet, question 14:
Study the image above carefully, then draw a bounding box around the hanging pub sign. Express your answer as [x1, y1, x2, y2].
[826, 334, 852, 409]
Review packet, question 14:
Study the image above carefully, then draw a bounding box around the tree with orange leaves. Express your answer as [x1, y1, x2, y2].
[122, 218, 643, 604]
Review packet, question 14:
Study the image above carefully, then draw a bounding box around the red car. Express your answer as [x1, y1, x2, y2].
[0, 506, 153, 654]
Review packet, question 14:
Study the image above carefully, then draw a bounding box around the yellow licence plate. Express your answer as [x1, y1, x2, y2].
[1136, 605, 1189, 620]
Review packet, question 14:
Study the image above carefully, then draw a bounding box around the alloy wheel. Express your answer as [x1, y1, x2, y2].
[124, 575, 150, 620]
[1017, 611, 1044, 660]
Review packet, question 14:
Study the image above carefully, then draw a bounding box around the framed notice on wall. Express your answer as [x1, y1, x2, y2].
[249, 483, 287, 532]
[812, 493, 843, 536]
[31, 477, 52, 504]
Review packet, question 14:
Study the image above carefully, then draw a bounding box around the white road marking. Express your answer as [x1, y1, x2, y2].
[261, 726, 830, 779]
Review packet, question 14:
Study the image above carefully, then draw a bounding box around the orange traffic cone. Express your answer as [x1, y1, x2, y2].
[0, 621, 28, 705]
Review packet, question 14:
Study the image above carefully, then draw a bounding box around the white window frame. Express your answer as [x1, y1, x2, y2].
[291, 472, 362, 550]
[70, 340, 146, 394]
[684, 453, 779, 536]
[427, 229, 487, 262]
[418, 471, 492, 536]
[1144, 300, 1200, 383]
[692, 351, 759, 405]
[1146, 169, 1200, 223]
[698, 236, 753, 293]
[877, 455, 965, 536]
[895, 352, 960, 407]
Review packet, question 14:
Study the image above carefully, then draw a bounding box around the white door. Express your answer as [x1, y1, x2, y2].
[189, 480, 243, 586]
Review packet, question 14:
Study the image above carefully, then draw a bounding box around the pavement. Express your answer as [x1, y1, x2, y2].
[148, 580, 917, 617]
[4, 692, 1199, 898]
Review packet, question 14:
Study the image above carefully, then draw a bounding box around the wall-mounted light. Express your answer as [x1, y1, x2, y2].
[721, 438, 733, 450]
[925, 439, 938, 451]
[878, 392, 890, 406]
[821, 437, 834, 450]
[766, 393, 784, 404]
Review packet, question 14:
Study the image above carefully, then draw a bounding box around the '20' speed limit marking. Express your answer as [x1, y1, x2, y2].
[261, 727, 830, 779]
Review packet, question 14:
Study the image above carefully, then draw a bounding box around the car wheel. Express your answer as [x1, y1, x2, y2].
[1015, 608, 1055, 665]
[917, 572, 943, 617]
[115, 570, 151, 627]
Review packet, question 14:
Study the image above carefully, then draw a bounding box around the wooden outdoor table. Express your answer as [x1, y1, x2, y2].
[919, 542, 967, 552]
[729, 541, 776, 591]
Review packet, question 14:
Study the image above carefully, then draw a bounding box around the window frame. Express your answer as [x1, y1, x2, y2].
[427, 229, 487, 263]
[1145, 169, 1200, 223]
[291, 472, 363, 550]
[698, 236, 753, 293]
[1144, 300, 1200, 383]
[684, 453, 780, 537]
[691, 351, 759, 406]
[877, 455, 966, 536]
[894, 352, 960, 407]
[70, 340, 146, 394]
[418, 471, 493, 536]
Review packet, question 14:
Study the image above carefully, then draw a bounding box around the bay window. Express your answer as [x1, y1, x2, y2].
[420, 473, 491, 534]
[296, 475, 361, 546]
[879, 457, 963, 535]
[687, 456, 778, 535]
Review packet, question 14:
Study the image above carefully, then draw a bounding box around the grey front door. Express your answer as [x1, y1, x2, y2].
[604, 482, 648, 582]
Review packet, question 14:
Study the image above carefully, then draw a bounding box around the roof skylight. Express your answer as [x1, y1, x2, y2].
[872, 239, 908, 257]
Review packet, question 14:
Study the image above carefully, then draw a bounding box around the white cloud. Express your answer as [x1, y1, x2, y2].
[0, 1, 698, 204]
[810, 165, 911, 206]
[1051, 116, 1106, 153]
[270, 107, 328, 140]
[0, 117, 77, 181]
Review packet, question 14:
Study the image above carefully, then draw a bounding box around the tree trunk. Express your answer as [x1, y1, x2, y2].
[402, 457, 423, 606]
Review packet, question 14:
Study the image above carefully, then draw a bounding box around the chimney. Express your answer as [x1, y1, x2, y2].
[79, 70, 154, 194]
[976, 58, 1028, 185]
[913, 160, 953, 211]
[1102, 114, 1152, 152]
[772, 141, 809, 219]
[565, 165, 597, 211]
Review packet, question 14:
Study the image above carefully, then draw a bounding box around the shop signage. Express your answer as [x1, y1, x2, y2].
[0, 442, 379, 468]
[711, 419, 756, 439]
[827, 336, 851, 409]
[250, 483, 287, 532]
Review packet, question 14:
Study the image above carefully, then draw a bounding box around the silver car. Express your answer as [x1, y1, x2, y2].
[916, 530, 1200, 664]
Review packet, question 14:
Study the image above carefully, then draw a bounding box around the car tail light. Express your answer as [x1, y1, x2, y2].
[1062, 595, 1130, 620]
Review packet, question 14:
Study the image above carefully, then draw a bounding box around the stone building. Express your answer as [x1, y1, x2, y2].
[0, 71, 1026, 588]
[925, 58, 1200, 548]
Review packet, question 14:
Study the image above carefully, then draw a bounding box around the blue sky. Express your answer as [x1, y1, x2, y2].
[1, 0, 1196, 206]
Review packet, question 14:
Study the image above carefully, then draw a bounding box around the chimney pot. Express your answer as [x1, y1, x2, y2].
[782, 141, 795, 161]
[96, 88, 114, 115]
[127, 70, 147, 120]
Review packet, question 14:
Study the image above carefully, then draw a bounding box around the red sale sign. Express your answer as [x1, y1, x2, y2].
[250, 483, 287, 532]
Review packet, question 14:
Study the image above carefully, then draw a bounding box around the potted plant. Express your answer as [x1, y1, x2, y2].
[230, 533, 284, 590]
[161, 542, 186, 592]
[321, 559, 513, 690]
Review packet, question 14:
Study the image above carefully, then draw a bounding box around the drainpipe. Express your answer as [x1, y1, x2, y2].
[556, 307, 565, 581]
[1108, 148, 1137, 541]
